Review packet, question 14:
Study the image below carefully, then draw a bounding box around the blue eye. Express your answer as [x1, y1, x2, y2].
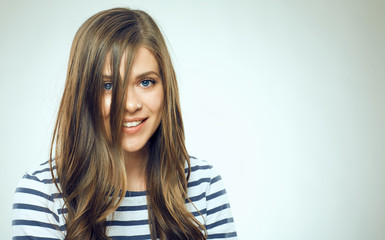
[103, 82, 113, 90]
[140, 79, 155, 87]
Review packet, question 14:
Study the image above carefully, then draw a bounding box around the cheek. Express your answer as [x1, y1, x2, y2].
[149, 90, 164, 116]
[102, 95, 112, 140]
[102, 95, 111, 118]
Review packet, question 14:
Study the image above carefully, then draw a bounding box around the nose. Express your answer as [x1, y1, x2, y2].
[125, 88, 142, 113]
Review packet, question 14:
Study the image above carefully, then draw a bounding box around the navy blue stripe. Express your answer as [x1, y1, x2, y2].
[32, 167, 52, 176]
[12, 220, 58, 230]
[13, 203, 59, 222]
[52, 193, 63, 199]
[207, 189, 226, 201]
[210, 175, 222, 184]
[60, 224, 66, 231]
[40, 160, 50, 166]
[23, 174, 54, 184]
[185, 164, 212, 174]
[13, 220, 66, 232]
[186, 192, 206, 203]
[207, 231, 237, 239]
[110, 234, 152, 240]
[15, 188, 54, 202]
[58, 208, 68, 214]
[23, 174, 42, 182]
[116, 205, 147, 211]
[187, 177, 210, 188]
[40, 179, 55, 184]
[190, 165, 212, 172]
[42, 178, 59, 184]
[207, 203, 230, 216]
[13, 236, 60, 240]
[23, 174, 59, 184]
[206, 217, 234, 230]
[106, 219, 148, 226]
[124, 191, 147, 197]
[191, 208, 207, 217]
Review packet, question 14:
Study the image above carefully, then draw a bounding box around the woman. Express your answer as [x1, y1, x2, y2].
[12, 8, 237, 240]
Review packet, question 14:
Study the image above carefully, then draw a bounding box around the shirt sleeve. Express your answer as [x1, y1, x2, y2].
[205, 166, 237, 239]
[12, 172, 65, 240]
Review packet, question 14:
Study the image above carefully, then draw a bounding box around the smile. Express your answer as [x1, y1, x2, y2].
[123, 120, 143, 128]
[121, 118, 147, 135]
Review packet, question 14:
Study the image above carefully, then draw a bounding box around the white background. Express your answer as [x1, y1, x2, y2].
[1, 0, 384, 239]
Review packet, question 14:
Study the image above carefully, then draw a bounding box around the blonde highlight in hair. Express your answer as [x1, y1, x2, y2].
[50, 8, 206, 239]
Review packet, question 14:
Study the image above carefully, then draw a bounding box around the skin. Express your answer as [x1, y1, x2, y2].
[102, 47, 164, 191]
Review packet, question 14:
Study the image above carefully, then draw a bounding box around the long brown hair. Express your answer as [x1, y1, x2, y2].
[50, 8, 206, 240]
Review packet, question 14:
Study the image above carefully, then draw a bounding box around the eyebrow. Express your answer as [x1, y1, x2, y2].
[136, 71, 161, 79]
[102, 71, 160, 80]
[102, 75, 112, 80]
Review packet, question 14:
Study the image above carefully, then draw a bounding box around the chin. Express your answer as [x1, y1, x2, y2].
[122, 146, 143, 153]
[121, 140, 147, 154]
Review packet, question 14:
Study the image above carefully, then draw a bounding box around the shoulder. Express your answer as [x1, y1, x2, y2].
[14, 160, 60, 209]
[15, 160, 58, 194]
[186, 156, 227, 201]
[13, 160, 65, 238]
[22, 160, 56, 181]
[186, 156, 238, 239]
[186, 156, 214, 188]
[188, 156, 213, 173]
[187, 156, 222, 186]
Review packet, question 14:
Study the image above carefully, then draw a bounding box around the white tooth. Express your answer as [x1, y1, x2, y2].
[123, 120, 142, 127]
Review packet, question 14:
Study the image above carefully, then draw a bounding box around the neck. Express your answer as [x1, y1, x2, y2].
[124, 145, 149, 192]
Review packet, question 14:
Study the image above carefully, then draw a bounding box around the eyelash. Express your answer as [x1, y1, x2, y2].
[139, 79, 157, 88]
[102, 78, 157, 90]
[103, 82, 113, 90]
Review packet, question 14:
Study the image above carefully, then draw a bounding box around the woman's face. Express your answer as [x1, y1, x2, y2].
[102, 47, 164, 153]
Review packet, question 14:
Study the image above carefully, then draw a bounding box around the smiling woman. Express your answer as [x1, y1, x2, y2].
[12, 7, 237, 240]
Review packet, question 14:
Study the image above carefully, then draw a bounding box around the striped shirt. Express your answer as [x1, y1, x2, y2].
[12, 157, 237, 239]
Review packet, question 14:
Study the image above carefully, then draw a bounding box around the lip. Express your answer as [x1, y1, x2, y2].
[122, 118, 147, 135]
[123, 117, 147, 122]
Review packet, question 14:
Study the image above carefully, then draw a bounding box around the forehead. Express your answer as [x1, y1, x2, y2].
[102, 47, 159, 77]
